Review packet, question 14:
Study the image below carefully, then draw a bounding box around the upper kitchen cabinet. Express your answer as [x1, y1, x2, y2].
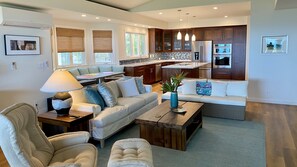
[204, 27, 233, 42]
[192, 28, 204, 41]
[149, 28, 163, 53]
[163, 30, 172, 52]
[172, 29, 192, 51]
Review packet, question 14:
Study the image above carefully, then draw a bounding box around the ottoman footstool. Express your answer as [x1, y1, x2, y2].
[108, 138, 154, 167]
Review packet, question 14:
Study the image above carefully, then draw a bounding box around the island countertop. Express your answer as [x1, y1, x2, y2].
[162, 62, 209, 69]
[123, 60, 191, 67]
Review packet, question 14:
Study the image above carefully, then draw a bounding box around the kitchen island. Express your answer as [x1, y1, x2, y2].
[162, 62, 209, 83]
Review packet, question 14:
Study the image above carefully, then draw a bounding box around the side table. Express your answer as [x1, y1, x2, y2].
[38, 110, 93, 136]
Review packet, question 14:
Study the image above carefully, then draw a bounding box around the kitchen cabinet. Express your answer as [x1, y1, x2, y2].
[124, 65, 155, 84]
[192, 28, 204, 41]
[212, 68, 231, 79]
[163, 30, 172, 51]
[231, 26, 246, 80]
[172, 29, 192, 51]
[149, 28, 163, 53]
[204, 27, 233, 42]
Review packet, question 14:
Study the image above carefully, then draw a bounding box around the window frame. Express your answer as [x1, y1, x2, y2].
[125, 32, 147, 58]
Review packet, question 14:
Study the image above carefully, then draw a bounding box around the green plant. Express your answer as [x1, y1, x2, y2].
[162, 72, 187, 92]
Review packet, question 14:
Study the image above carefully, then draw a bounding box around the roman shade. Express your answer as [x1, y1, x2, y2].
[56, 27, 85, 52]
[93, 30, 112, 52]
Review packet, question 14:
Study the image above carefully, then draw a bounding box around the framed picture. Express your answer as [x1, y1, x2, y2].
[4, 35, 41, 55]
[262, 35, 288, 54]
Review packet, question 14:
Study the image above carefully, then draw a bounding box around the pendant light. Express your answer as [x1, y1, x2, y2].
[191, 16, 196, 41]
[177, 10, 182, 40]
[185, 13, 189, 41]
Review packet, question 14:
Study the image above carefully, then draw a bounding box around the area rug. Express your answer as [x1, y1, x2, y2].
[97, 117, 266, 167]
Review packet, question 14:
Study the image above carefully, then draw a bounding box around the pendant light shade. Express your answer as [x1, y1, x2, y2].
[192, 34, 196, 41]
[185, 33, 189, 41]
[177, 31, 182, 40]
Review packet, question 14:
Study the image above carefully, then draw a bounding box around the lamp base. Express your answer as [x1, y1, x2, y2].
[55, 107, 70, 116]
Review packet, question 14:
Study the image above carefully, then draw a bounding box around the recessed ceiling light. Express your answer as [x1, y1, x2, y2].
[159, 12, 163, 15]
[224, 15, 228, 18]
[213, 7, 218, 10]
[107, 19, 111, 21]
[95, 17, 100, 19]
[179, 19, 183, 21]
[81, 14, 87, 17]
[134, 24, 137, 26]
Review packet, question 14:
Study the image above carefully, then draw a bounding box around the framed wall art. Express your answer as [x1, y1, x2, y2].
[4, 35, 41, 55]
[262, 35, 288, 54]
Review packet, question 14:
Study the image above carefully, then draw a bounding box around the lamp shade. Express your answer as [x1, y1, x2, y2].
[40, 70, 83, 93]
[177, 31, 182, 40]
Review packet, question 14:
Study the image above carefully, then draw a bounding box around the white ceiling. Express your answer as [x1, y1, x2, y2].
[87, 0, 152, 10]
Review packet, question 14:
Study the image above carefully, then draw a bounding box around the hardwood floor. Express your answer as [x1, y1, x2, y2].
[0, 83, 296, 166]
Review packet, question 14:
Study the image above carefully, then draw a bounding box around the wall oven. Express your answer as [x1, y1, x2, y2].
[213, 43, 232, 68]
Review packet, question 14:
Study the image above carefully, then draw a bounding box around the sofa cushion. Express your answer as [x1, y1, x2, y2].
[199, 96, 246, 106]
[78, 68, 90, 75]
[106, 81, 122, 98]
[117, 97, 145, 114]
[99, 65, 112, 72]
[134, 92, 158, 105]
[88, 66, 100, 73]
[85, 86, 105, 110]
[162, 92, 203, 101]
[182, 80, 197, 95]
[116, 78, 140, 97]
[135, 76, 146, 94]
[196, 81, 211, 96]
[211, 81, 227, 97]
[98, 82, 117, 107]
[112, 65, 124, 72]
[227, 81, 248, 97]
[68, 68, 80, 78]
[92, 105, 129, 128]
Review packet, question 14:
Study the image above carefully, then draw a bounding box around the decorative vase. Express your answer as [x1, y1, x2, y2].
[170, 92, 178, 109]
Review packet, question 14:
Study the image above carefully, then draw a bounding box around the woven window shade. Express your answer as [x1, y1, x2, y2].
[56, 27, 85, 52]
[93, 30, 112, 52]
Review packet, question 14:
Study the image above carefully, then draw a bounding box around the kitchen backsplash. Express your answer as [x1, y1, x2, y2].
[120, 52, 191, 65]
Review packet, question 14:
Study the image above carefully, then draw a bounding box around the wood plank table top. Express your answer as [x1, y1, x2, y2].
[136, 100, 204, 130]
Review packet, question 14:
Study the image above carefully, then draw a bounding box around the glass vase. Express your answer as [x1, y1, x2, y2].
[170, 92, 178, 109]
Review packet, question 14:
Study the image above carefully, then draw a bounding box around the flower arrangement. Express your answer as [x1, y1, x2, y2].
[162, 72, 187, 92]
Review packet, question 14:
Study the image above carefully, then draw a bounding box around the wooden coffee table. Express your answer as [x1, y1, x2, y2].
[136, 100, 203, 151]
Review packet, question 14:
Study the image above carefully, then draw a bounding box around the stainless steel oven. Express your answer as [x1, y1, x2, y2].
[213, 55, 231, 68]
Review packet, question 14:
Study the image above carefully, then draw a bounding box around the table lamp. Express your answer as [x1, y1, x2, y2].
[40, 69, 83, 116]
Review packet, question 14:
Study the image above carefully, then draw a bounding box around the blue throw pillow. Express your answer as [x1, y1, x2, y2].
[98, 82, 117, 107]
[85, 86, 105, 110]
[122, 76, 146, 94]
[196, 81, 212, 96]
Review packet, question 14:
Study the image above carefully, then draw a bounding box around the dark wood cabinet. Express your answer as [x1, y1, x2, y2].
[149, 28, 163, 53]
[212, 68, 231, 79]
[172, 29, 192, 51]
[192, 28, 204, 41]
[124, 65, 155, 84]
[231, 26, 246, 80]
[204, 27, 233, 42]
[163, 30, 172, 51]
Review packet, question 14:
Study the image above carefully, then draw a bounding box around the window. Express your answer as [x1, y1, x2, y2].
[93, 30, 112, 63]
[125, 32, 146, 57]
[56, 27, 85, 67]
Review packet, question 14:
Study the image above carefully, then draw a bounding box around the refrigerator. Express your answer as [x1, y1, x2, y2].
[191, 41, 212, 79]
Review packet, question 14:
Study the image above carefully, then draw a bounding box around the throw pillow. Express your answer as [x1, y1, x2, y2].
[226, 81, 248, 97]
[182, 80, 197, 95]
[99, 65, 112, 72]
[116, 78, 140, 97]
[68, 68, 80, 78]
[134, 76, 146, 94]
[106, 81, 122, 98]
[196, 81, 211, 96]
[211, 81, 227, 97]
[112, 65, 124, 72]
[85, 86, 105, 110]
[69, 89, 88, 104]
[98, 82, 117, 107]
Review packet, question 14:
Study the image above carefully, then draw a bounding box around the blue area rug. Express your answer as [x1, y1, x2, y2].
[97, 117, 266, 167]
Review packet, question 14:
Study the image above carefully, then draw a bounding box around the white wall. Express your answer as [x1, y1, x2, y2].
[248, 0, 297, 105]
[0, 26, 53, 112]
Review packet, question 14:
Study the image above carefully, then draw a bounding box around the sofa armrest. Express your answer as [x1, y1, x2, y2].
[48, 131, 90, 151]
[71, 102, 101, 117]
[144, 85, 152, 93]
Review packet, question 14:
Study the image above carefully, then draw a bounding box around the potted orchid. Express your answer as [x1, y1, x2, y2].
[162, 72, 187, 108]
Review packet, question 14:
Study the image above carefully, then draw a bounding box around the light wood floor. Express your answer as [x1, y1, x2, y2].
[1, 83, 296, 167]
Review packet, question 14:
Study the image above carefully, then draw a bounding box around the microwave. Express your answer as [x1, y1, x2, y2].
[213, 55, 232, 68]
[213, 44, 232, 55]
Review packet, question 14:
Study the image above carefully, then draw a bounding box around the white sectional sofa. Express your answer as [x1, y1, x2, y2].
[69, 80, 158, 147]
[162, 79, 248, 120]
